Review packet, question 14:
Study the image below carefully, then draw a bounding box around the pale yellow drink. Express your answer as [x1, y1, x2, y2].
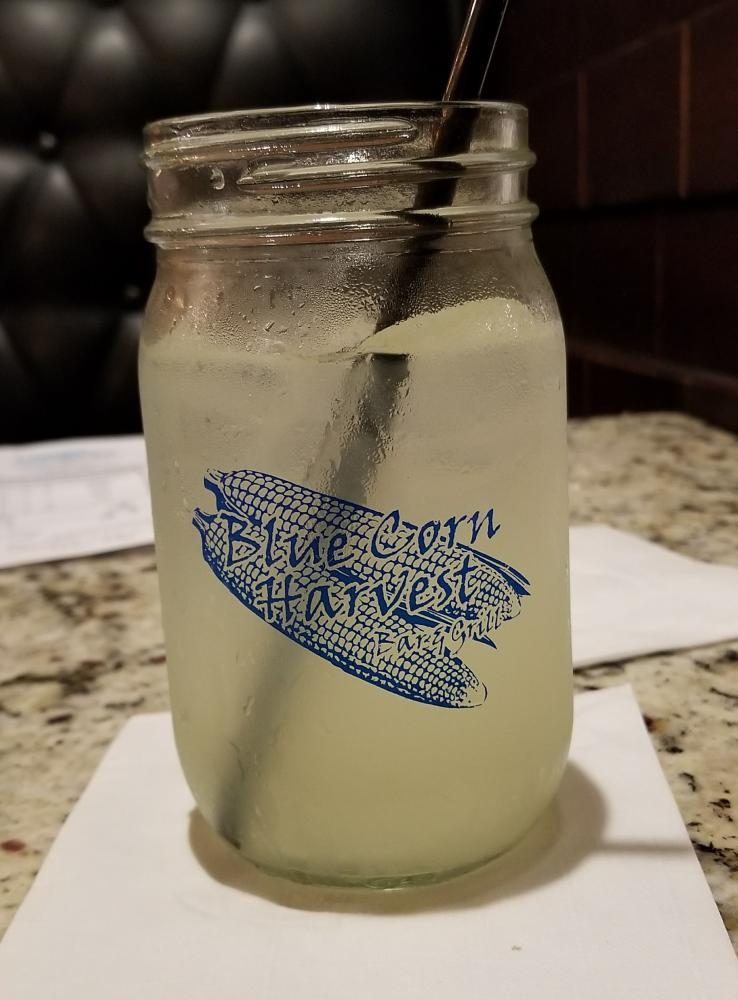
[140, 294, 572, 885]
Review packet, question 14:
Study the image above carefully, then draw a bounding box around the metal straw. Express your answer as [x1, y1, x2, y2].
[444, 0, 510, 103]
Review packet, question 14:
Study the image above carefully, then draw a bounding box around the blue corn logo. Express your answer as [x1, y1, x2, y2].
[193, 469, 530, 709]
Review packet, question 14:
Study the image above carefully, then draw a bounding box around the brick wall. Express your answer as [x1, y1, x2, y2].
[491, 0, 738, 430]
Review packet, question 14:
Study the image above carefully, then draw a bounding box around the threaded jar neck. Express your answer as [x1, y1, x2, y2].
[144, 102, 537, 248]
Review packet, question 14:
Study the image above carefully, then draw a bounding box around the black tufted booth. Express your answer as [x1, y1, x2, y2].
[0, 0, 466, 442]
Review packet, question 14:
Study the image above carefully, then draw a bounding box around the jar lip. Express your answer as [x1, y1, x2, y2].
[144, 100, 527, 155]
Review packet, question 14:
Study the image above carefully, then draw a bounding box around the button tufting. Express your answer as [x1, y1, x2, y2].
[37, 132, 58, 158]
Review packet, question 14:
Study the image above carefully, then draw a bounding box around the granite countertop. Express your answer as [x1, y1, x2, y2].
[1, 412, 737, 947]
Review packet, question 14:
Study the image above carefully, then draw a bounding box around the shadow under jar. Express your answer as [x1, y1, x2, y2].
[140, 102, 573, 888]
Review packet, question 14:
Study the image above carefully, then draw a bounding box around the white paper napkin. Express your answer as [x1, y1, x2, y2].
[0, 437, 152, 569]
[570, 524, 738, 666]
[1, 686, 736, 999]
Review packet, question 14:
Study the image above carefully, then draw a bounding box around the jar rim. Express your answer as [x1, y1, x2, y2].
[144, 100, 528, 155]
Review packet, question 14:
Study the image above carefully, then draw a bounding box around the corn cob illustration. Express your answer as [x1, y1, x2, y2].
[193, 469, 530, 709]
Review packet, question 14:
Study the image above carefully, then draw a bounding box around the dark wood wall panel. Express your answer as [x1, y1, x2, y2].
[689, 4, 738, 194]
[492, 0, 738, 432]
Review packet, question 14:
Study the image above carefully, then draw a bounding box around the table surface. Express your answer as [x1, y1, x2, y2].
[1, 412, 737, 948]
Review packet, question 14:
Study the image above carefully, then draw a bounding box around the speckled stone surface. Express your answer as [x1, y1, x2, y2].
[1, 413, 737, 948]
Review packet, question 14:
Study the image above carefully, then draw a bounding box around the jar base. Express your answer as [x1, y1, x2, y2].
[227, 814, 551, 890]
[190, 795, 561, 900]
[245, 851, 507, 890]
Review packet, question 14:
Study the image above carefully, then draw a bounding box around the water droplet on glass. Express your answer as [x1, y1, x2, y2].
[209, 167, 225, 191]
[164, 286, 175, 303]
[264, 320, 274, 332]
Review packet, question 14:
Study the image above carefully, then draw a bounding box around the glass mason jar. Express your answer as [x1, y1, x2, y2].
[140, 102, 572, 887]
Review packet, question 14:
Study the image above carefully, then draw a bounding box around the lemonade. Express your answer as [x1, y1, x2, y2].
[139, 292, 572, 885]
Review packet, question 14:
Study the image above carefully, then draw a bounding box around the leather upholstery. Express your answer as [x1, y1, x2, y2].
[0, 0, 465, 441]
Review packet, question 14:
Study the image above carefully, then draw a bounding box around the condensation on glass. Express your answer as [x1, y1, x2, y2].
[140, 102, 573, 887]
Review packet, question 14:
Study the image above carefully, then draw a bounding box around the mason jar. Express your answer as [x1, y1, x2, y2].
[140, 102, 572, 887]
